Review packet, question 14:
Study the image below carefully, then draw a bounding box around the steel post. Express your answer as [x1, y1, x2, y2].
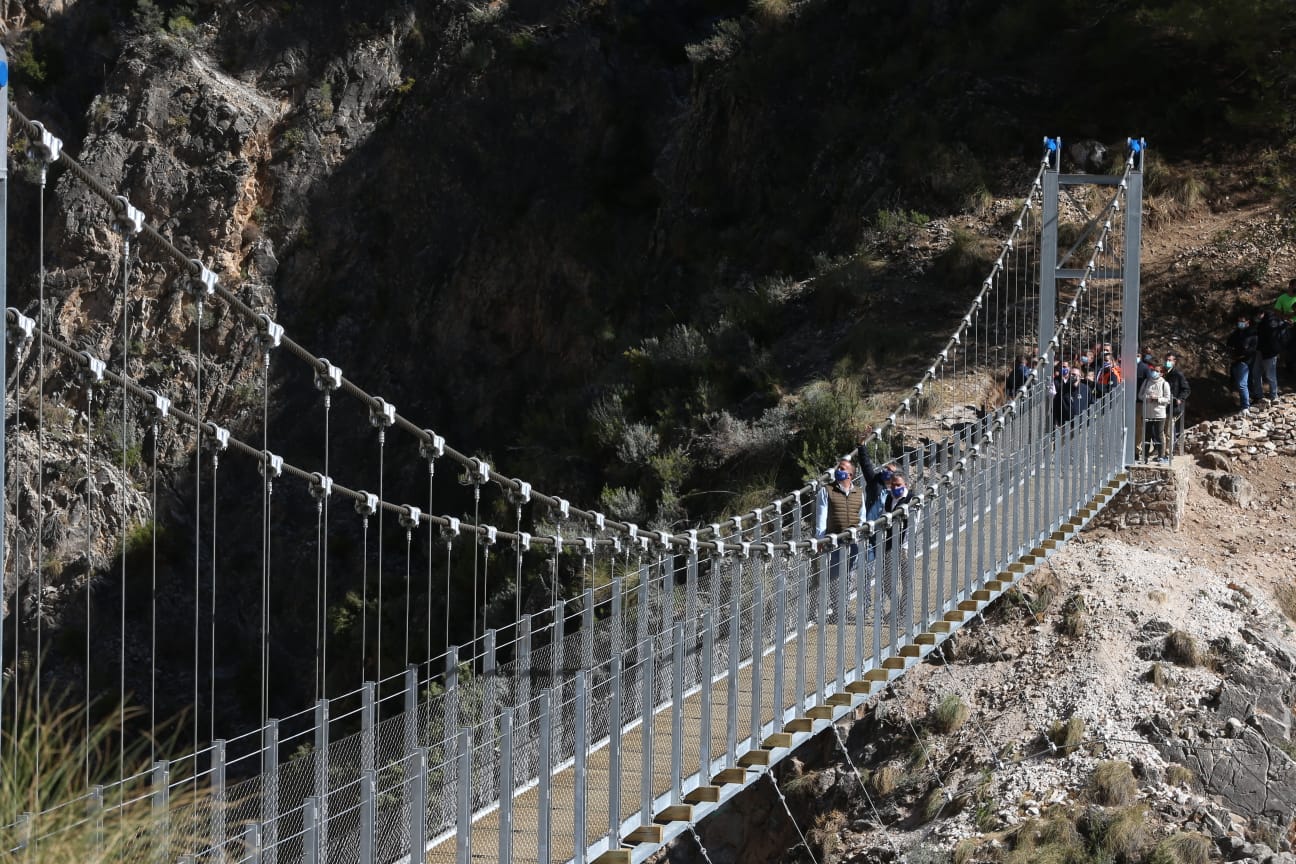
[405, 666, 418, 755]
[538, 691, 553, 864]
[313, 701, 329, 855]
[1123, 140, 1145, 466]
[749, 572, 764, 751]
[640, 645, 655, 825]
[725, 570, 740, 767]
[795, 552, 808, 714]
[773, 554, 787, 727]
[671, 622, 684, 804]
[699, 609, 714, 777]
[361, 683, 375, 778]
[455, 730, 472, 864]
[608, 654, 623, 844]
[244, 823, 262, 864]
[359, 770, 376, 864]
[1040, 140, 1060, 358]
[483, 628, 497, 726]
[816, 552, 828, 704]
[152, 761, 170, 864]
[574, 671, 589, 863]
[211, 741, 226, 855]
[302, 797, 319, 864]
[581, 588, 594, 671]
[498, 712, 513, 863]
[261, 721, 279, 864]
[517, 615, 532, 729]
[90, 785, 104, 850]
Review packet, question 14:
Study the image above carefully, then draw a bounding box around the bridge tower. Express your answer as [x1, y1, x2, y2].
[1038, 137, 1146, 465]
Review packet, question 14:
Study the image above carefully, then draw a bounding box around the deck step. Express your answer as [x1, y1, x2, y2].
[806, 705, 835, 720]
[684, 786, 721, 805]
[738, 749, 772, 768]
[784, 718, 814, 734]
[655, 804, 693, 824]
[593, 851, 632, 864]
[763, 732, 794, 749]
[713, 768, 748, 785]
[826, 693, 854, 707]
[625, 825, 664, 845]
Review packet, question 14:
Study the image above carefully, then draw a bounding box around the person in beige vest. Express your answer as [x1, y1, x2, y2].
[814, 458, 866, 620]
[1138, 363, 1172, 463]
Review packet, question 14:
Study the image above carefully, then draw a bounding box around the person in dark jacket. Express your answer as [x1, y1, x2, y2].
[855, 428, 896, 523]
[1053, 363, 1092, 426]
[1256, 311, 1285, 401]
[1162, 353, 1190, 454]
[880, 472, 915, 647]
[1004, 355, 1031, 401]
[1226, 315, 1259, 412]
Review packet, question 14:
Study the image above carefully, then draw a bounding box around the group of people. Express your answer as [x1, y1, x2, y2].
[811, 429, 913, 637]
[1226, 280, 1296, 413]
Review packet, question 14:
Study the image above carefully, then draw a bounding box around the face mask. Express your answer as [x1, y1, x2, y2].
[1149, 371, 1160, 379]
[879, 469, 893, 483]
[1060, 368, 1070, 378]
[834, 469, 850, 483]
[1238, 322, 1249, 329]
[1081, 355, 1091, 364]
[1164, 361, 1174, 370]
[891, 486, 906, 498]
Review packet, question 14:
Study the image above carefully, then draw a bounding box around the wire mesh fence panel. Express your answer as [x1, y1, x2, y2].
[372, 753, 414, 864]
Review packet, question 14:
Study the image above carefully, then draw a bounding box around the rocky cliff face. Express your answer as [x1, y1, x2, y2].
[3, 0, 1294, 745]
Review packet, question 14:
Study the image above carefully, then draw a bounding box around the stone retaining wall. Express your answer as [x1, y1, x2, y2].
[1088, 459, 1189, 532]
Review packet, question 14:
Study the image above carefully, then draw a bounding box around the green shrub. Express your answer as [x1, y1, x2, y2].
[795, 376, 867, 478]
[1086, 761, 1137, 806]
[1085, 803, 1148, 862]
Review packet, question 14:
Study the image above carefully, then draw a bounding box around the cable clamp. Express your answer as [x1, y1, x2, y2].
[261, 450, 284, 479]
[111, 196, 144, 235]
[440, 517, 461, 541]
[757, 542, 775, 559]
[881, 512, 895, 531]
[737, 541, 751, 559]
[901, 398, 911, 413]
[6, 308, 35, 345]
[549, 535, 564, 556]
[859, 521, 875, 538]
[354, 491, 378, 517]
[791, 490, 801, 508]
[507, 479, 531, 506]
[549, 496, 567, 518]
[256, 314, 283, 350]
[204, 422, 230, 451]
[846, 527, 860, 545]
[651, 529, 673, 551]
[636, 535, 652, 554]
[145, 390, 172, 421]
[517, 531, 531, 553]
[626, 523, 639, 543]
[609, 535, 621, 554]
[186, 260, 218, 297]
[78, 352, 107, 385]
[314, 358, 342, 392]
[751, 507, 763, 527]
[398, 505, 420, 529]
[27, 121, 63, 163]
[592, 512, 605, 531]
[580, 537, 595, 556]
[482, 525, 497, 546]
[419, 430, 445, 461]
[309, 473, 333, 501]
[772, 499, 783, 516]
[729, 515, 744, 534]
[369, 397, 396, 429]
[687, 529, 699, 555]
[708, 523, 721, 540]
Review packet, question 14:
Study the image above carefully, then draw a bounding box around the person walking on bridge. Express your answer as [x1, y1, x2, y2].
[1257, 311, 1285, 402]
[881, 472, 916, 648]
[815, 456, 865, 619]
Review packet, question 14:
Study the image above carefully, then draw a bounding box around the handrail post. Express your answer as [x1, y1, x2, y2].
[261, 720, 279, 864]
[359, 770, 375, 864]
[152, 760, 170, 864]
[671, 622, 684, 805]
[573, 671, 589, 864]
[498, 709, 513, 862]
[313, 700, 329, 856]
[211, 741, 226, 855]
[454, 729, 472, 864]
[537, 691, 552, 864]
[411, 746, 429, 863]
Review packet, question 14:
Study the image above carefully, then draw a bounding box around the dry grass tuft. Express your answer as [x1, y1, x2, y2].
[1275, 582, 1296, 624]
[1086, 803, 1149, 861]
[1048, 715, 1086, 754]
[1148, 831, 1212, 864]
[871, 763, 903, 796]
[1087, 760, 1138, 806]
[931, 693, 970, 734]
[1165, 764, 1195, 788]
[1164, 630, 1201, 667]
[1060, 594, 1088, 637]
[1146, 661, 1170, 688]
[749, 0, 792, 22]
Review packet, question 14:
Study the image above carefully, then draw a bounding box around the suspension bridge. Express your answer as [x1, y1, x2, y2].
[0, 45, 1153, 864]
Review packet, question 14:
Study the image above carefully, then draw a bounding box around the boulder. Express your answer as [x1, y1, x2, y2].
[1203, 472, 1256, 508]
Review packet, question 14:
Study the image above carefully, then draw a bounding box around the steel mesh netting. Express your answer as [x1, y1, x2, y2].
[425, 748, 457, 848]
[504, 703, 544, 864]
[320, 775, 363, 863]
[372, 752, 414, 864]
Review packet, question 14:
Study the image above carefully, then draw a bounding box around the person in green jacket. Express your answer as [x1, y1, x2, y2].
[1276, 278, 1296, 322]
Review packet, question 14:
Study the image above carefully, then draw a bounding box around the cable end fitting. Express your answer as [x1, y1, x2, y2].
[145, 390, 172, 422]
[261, 450, 284, 480]
[28, 121, 63, 164]
[314, 358, 342, 393]
[79, 351, 107, 385]
[517, 531, 531, 553]
[204, 423, 230, 452]
[507, 479, 532, 506]
[355, 491, 378, 517]
[256, 314, 283, 350]
[552, 496, 568, 519]
[399, 505, 420, 530]
[310, 473, 334, 501]
[111, 196, 144, 236]
[187, 259, 218, 297]
[419, 430, 445, 461]
[440, 517, 461, 541]
[369, 397, 396, 429]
